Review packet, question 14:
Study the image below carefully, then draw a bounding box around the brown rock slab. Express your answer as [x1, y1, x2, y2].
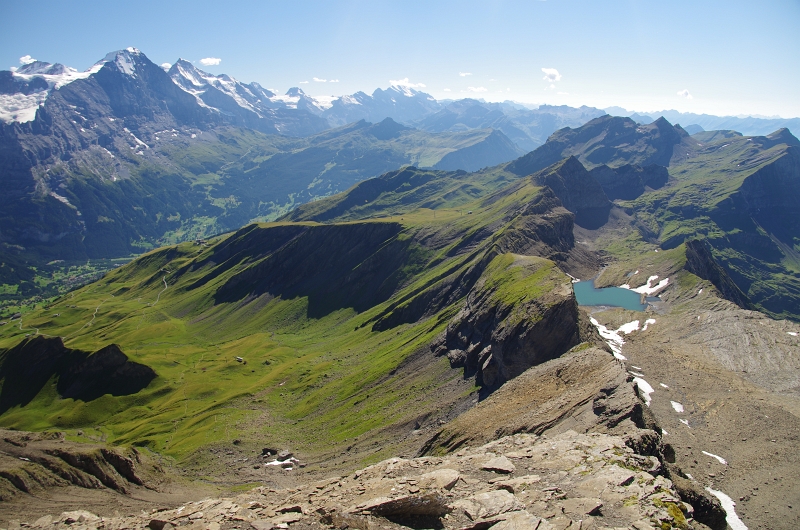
[560, 497, 603, 516]
[493, 474, 541, 493]
[481, 456, 516, 474]
[357, 492, 452, 517]
[418, 468, 460, 490]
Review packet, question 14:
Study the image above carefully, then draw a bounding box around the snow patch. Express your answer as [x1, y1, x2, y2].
[641, 318, 656, 331]
[705, 488, 748, 530]
[679, 419, 689, 427]
[619, 275, 669, 295]
[589, 317, 643, 360]
[702, 451, 727, 465]
[659, 383, 669, 388]
[632, 377, 654, 406]
[788, 332, 797, 337]
[670, 401, 684, 413]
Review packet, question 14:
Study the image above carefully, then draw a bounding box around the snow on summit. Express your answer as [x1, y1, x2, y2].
[0, 58, 104, 124]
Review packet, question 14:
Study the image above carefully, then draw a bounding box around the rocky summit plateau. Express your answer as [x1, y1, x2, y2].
[1, 46, 799, 530]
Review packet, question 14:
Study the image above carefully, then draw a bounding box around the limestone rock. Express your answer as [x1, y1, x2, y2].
[17, 430, 708, 530]
[481, 455, 516, 474]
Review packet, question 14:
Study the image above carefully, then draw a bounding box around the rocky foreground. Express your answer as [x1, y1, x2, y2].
[7, 429, 721, 530]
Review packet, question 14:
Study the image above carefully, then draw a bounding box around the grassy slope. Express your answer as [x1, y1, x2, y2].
[0, 167, 570, 469]
[1, 122, 522, 308]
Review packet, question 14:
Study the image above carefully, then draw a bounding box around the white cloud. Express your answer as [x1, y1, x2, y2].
[313, 77, 327, 82]
[677, 89, 693, 99]
[549, 84, 556, 89]
[468, 86, 488, 93]
[557, 91, 569, 95]
[541, 67, 561, 83]
[443, 88, 451, 92]
[459, 72, 472, 77]
[329, 79, 339, 83]
[389, 77, 426, 88]
[9, 66, 17, 72]
[161, 63, 172, 70]
[199, 57, 221, 66]
[19, 55, 36, 65]
[299, 80, 309, 84]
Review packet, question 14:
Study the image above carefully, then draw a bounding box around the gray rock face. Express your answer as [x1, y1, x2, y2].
[529, 157, 612, 229]
[12, 430, 712, 530]
[430, 255, 583, 393]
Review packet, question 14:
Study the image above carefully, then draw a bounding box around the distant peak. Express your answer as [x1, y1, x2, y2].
[100, 48, 145, 76]
[286, 87, 305, 97]
[15, 61, 72, 76]
[767, 128, 800, 146]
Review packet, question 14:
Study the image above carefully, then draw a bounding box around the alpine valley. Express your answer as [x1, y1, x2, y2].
[0, 48, 799, 530]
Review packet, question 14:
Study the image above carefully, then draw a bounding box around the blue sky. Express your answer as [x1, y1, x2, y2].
[2, 0, 798, 117]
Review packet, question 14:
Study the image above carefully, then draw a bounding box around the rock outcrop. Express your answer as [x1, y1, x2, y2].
[430, 255, 586, 393]
[683, 239, 753, 310]
[529, 157, 612, 229]
[589, 164, 669, 200]
[0, 429, 154, 501]
[8, 430, 714, 530]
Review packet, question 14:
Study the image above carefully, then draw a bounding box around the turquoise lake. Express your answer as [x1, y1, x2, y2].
[572, 280, 647, 311]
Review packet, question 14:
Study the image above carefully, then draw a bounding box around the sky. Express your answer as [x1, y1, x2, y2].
[2, 0, 799, 118]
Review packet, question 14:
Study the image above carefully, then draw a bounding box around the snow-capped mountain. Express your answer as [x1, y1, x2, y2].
[0, 49, 328, 136]
[320, 85, 442, 127]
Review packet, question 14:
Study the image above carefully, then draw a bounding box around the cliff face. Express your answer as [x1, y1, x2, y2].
[430, 255, 586, 393]
[589, 163, 669, 200]
[683, 239, 753, 310]
[529, 156, 611, 229]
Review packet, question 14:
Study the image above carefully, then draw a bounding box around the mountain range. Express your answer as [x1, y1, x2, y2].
[2, 107, 800, 528]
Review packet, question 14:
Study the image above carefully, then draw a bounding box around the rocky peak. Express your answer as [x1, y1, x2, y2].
[286, 86, 306, 97]
[766, 127, 800, 146]
[15, 61, 70, 76]
[99, 47, 144, 76]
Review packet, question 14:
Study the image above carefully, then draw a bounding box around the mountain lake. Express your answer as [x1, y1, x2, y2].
[572, 280, 655, 311]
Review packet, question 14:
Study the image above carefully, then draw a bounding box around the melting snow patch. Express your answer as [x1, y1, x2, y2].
[702, 451, 727, 465]
[685, 473, 693, 480]
[642, 318, 656, 331]
[662, 429, 668, 435]
[659, 383, 669, 388]
[705, 488, 747, 530]
[670, 401, 684, 413]
[620, 275, 669, 295]
[679, 419, 689, 427]
[265, 457, 299, 469]
[628, 370, 645, 378]
[788, 332, 798, 337]
[618, 320, 640, 334]
[698, 289, 703, 294]
[590, 317, 642, 360]
[631, 365, 642, 370]
[632, 377, 654, 406]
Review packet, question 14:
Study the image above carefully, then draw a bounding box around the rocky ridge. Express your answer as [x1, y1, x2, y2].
[6, 430, 713, 530]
